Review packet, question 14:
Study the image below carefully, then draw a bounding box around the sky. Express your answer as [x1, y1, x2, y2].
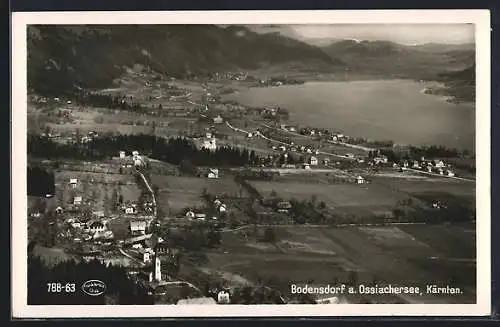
[247, 24, 475, 46]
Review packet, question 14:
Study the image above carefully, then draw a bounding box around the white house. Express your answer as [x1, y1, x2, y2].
[195, 213, 207, 219]
[73, 196, 83, 205]
[310, 156, 318, 166]
[134, 156, 144, 167]
[213, 115, 224, 124]
[214, 199, 222, 208]
[247, 132, 253, 138]
[88, 221, 106, 233]
[446, 170, 455, 177]
[412, 161, 421, 169]
[208, 168, 219, 179]
[132, 150, 140, 157]
[202, 138, 217, 151]
[125, 206, 137, 215]
[143, 252, 151, 263]
[55, 206, 63, 214]
[185, 210, 195, 219]
[130, 220, 147, 235]
[218, 204, 227, 213]
[433, 160, 445, 168]
[356, 176, 366, 184]
[119, 151, 126, 159]
[206, 132, 212, 139]
[427, 166, 433, 173]
[217, 290, 231, 304]
[302, 163, 311, 170]
[323, 158, 330, 165]
[69, 178, 78, 188]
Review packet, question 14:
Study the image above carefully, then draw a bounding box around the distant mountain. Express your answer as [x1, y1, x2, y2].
[321, 39, 475, 80]
[28, 25, 342, 95]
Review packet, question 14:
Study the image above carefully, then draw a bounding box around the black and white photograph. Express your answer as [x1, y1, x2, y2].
[11, 10, 491, 318]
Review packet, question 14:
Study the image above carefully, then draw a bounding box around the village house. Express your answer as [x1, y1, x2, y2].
[214, 199, 222, 208]
[446, 170, 455, 177]
[73, 196, 82, 206]
[218, 203, 227, 213]
[345, 153, 355, 159]
[357, 158, 365, 164]
[202, 138, 217, 151]
[302, 163, 311, 170]
[185, 210, 196, 219]
[195, 213, 207, 220]
[323, 158, 330, 165]
[356, 175, 366, 184]
[247, 132, 253, 138]
[119, 151, 126, 159]
[213, 115, 224, 124]
[310, 156, 318, 166]
[132, 150, 140, 158]
[217, 290, 231, 304]
[130, 220, 147, 235]
[427, 165, 433, 173]
[55, 206, 64, 215]
[205, 132, 212, 139]
[276, 201, 292, 213]
[208, 168, 219, 179]
[69, 178, 78, 188]
[433, 160, 445, 168]
[88, 221, 106, 233]
[412, 161, 421, 169]
[125, 205, 137, 215]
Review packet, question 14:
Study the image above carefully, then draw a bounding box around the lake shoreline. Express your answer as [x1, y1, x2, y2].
[222, 79, 475, 153]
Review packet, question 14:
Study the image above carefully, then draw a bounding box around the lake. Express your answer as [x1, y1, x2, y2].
[224, 80, 475, 152]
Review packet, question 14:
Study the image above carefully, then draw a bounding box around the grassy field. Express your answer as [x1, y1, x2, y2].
[152, 175, 248, 214]
[198, 223, 475, 303]
[371, 176, 476, 204]
[249, 180, 408, 215]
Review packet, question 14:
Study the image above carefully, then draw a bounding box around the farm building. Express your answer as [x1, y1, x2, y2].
[433, 160, 446, 168]
[217, 290, 231, 304]
[130, 220, 147, 235]
[206, 132, 213, 139]
[427, 166, 433, 173]
[446, 170, 455, 177]
[73, 196, 83, 205]
[309, 156, 318, 166]
[55, 206, 64, 214]
[202, 138, 217, 151]
[356, 176, 366, 184]
[69, 178, 78, 188]
[125, 206, 137, 215]
[302, 163, 311, 170]
[276, 201, 292, 213]
[213, 115, 224, 124]
[119, 151, 126, 159]
[185, 210, 196, 219]
[208, 168, 219, 179]
[132, 151, 140, 157]
[195, 213, 207, 220]
[214, 199, 222, 207]
[88, 221, 106, 233]
[218, 204, 227, 213]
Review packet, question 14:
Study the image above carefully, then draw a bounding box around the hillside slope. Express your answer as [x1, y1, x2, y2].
[28, 25, 342, 95]
[322, 40, 475, 80]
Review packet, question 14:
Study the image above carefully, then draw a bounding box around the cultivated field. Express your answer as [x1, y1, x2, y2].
[152, 175, 249, 214]
[198, 223, 475, 303]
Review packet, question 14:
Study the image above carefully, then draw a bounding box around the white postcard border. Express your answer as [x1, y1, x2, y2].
[11, 9, 491, 318]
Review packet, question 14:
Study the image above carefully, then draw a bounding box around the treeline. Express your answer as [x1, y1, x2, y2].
[370, 144, 470, 163]
[27, 166, 55, 196]
[28, 134, 262, 167]
[27, 253, 153, 305]
[74, 92, 146, 112]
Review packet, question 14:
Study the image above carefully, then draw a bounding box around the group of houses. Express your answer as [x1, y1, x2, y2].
[398, 157, 455, 176]
[117, 150, 146, 168]
[65, 216, 114, 242]
[202, 132, 218, 151]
